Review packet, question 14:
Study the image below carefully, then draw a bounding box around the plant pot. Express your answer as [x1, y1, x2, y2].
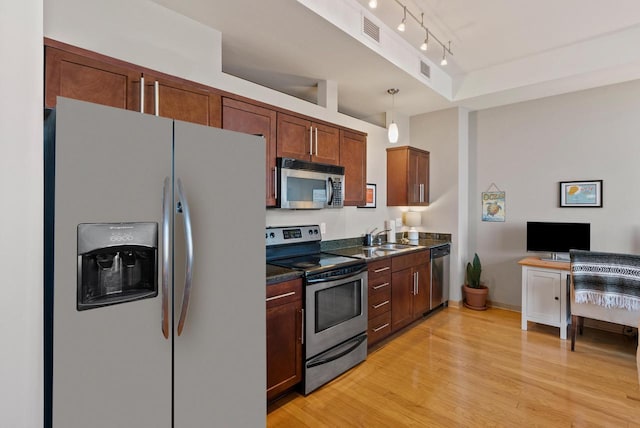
[463, 284, 488, 311]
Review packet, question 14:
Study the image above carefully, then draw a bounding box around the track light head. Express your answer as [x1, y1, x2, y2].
[398, 6, 407, 32]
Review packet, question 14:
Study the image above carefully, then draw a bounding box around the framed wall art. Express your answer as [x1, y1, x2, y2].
[482, 183, 505, 222]
[358, 183, 377, 208]
[559, 180, 603, 207]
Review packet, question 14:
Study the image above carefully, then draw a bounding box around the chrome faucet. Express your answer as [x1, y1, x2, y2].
[373, 229, 391, 245]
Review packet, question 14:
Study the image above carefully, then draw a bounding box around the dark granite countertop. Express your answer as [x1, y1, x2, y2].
[326, 239, 449, 261]
[266, 235, 451, 283]
[266, 264, 303, 285]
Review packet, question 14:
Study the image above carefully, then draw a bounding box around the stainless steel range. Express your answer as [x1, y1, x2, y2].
[266, 225, 368, 394]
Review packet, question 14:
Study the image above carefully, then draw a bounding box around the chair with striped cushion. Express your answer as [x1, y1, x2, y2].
[569, 250, 640, 383]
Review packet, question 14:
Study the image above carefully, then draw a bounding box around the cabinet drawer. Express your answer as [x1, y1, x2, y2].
[266, 278, 302, 309]
[369, 289, 391, 319]
[368, 259, 392, 279]
[368, 274, 391, 295]
[391, 249, 429, 272]
[368, 312, 392, 345]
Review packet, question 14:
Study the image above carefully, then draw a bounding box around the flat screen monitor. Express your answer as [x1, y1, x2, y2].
[526, 221, 590, 261]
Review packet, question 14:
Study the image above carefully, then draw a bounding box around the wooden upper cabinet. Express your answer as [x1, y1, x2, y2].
[387, 146, 430, 206]
[222, 97, 277, 206]
[340, 130, 367, 206]
[45, 41, 222, 128]
[45, 46, 137, 109]
[130, 74, 221, 128]
[277, 113, 339, 165]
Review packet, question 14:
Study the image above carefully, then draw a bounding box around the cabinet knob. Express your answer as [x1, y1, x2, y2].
[554, 297, 559, 300]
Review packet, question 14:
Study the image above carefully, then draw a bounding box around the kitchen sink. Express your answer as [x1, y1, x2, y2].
[377, 243, 415, 250]
[363, 243, 415, 251]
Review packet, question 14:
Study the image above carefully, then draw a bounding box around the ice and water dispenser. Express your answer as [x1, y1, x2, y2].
[77, 223, 158, 310]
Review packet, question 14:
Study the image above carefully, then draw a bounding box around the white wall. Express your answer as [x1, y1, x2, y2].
[44, 0, 416, 241]
[0, 0, 43, 426]
[410, 108, 469, 302]
[470, 79, 640, 309]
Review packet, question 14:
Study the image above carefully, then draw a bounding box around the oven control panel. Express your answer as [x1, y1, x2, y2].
[266, 225, 321, 247]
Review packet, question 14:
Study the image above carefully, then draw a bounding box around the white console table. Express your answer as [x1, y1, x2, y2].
[519, 257, 571, 340]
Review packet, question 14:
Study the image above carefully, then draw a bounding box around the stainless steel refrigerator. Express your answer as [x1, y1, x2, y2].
[44, 97, 266, 427]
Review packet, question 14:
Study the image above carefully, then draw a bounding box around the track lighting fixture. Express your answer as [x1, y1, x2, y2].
[397, 6, 407, 32]
[387, 88, 399, 144]
[420, 29, 429, 51]
[368, 0, 377, 9]
[387, 0, 453, 65]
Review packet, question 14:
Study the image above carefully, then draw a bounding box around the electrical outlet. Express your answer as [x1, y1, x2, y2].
[395, 218, 402, 228]
[320, 222, 326, 234]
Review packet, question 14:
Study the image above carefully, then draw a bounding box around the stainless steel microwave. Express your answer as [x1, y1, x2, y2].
[276, 158, 345, 209]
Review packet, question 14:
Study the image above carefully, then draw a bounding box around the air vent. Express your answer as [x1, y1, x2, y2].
[363, 16, 380, 43]
[420, 61, 431, 79]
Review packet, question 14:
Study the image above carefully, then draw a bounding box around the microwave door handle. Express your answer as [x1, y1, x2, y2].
[327, 177, 334, 206]
[176, 178, 194, 336]
[161, 177, 170, 339]
[273, 167, 277, 200]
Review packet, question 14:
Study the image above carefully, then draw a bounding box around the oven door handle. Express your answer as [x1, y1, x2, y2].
[305, 266, 368, 284]
[306, 334, 366, 368]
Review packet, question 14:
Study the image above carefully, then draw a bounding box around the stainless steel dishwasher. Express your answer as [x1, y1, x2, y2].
[430, 244, 450, 309]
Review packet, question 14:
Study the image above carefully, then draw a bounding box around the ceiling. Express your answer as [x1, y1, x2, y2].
[153, 0, 640, 127]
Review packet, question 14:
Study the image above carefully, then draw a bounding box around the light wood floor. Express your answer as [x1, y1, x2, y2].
[267, 307, 640, 427]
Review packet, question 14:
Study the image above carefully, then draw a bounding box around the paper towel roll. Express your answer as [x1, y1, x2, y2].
[385, 220, 396, 242]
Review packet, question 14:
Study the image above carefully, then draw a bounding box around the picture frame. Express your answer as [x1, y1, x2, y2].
[559, 180, 603, 207]
[358, 183, 376, 208]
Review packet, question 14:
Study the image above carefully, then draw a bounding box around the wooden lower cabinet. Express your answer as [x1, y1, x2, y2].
[367, 259, 392, 346]
[391, 250, 431, 332]
[266, 278, 303, 401]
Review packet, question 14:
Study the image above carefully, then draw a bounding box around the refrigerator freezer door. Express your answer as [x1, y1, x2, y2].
[50, 98, 172, 428]
[172, 122, 266, 427]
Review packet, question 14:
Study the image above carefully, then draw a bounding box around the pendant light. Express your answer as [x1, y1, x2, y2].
[387, 88, 399, 144]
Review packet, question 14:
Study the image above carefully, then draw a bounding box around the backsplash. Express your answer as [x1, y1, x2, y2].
[321, 232, 451, 250]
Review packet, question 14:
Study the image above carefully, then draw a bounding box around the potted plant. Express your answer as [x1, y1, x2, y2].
[463, 253, 488, 310]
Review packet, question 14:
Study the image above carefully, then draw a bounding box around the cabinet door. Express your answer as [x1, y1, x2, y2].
[311, 122, 340, 165]
[277, 113, 312, 161]
[412, 262, 431, 318]
[133, 74, 221, 127]
[391, 269, 414, 331]
[340, 130, 367, 206]
[266, 280, 303, 401]
[526, 270, 561, 324]
[222, 98, 277, 206]
[416, 151, 430, 205]
[45, 46, 136, 109]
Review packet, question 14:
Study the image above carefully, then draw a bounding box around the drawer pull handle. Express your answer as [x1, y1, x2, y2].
[374, 266, 390, 273]
[372, 300, 389, 309]
[373, 323, 390, 333]
[372, 282, 390, 290]
[266, 291, 296, 302]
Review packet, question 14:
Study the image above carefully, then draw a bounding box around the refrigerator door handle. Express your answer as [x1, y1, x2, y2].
[176, 178, 194, 336]
[161, 177, 170, 339]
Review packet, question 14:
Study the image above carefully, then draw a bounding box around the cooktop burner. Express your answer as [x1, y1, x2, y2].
[269, 253, 363, 274]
